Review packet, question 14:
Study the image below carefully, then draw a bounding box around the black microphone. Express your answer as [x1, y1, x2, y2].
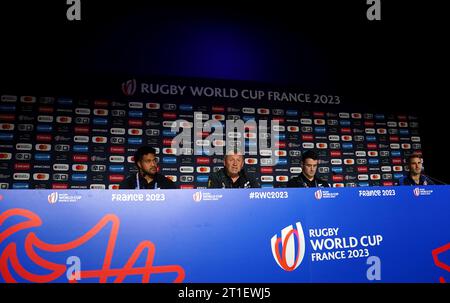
[422, 174, 448, 185]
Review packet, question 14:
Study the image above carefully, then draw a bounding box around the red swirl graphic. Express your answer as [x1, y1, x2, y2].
[0, 208, 185, 283]
[432, 242, 450, 283]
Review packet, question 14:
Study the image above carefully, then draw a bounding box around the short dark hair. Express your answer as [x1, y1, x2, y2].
[407, 153, 423, 163]
[302, 150, 318, 162]
[134, 146, 157, 164]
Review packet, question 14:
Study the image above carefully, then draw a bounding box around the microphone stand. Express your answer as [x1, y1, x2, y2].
[422, 174, 448, 185]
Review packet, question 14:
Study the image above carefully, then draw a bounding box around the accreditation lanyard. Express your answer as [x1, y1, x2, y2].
[136, 172, 158, 189]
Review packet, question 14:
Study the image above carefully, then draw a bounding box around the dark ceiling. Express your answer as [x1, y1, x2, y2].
[1, 1, 446, 107]
[0, 1, 448, 181]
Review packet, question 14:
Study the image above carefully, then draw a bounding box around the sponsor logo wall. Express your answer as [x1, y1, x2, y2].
[0, 83, 422, 189]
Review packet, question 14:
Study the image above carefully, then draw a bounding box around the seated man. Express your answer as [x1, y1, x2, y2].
[398, 153, 435, 186]
[287, 150, 330, 188]
[207, 151, 259, 188]
[120, 146, 176, 189]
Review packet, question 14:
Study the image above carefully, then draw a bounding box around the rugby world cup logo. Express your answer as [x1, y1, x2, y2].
[413, 188, 420, 197]
[192, 191, 202, 202]
[121, 79, 137, 96]
[47, 192, 58, 204]
[271, 222, 306, 271]
[314, 189, 323, 200]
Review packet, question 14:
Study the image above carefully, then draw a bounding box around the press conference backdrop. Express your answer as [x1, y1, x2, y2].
[0, 186, 449, 283]
[0, 78, 423, 189]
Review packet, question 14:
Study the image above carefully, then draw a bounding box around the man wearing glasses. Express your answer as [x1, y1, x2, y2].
[119, 146, 176, 189]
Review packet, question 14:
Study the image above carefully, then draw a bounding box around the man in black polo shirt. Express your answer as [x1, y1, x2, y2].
[207, 151, 259, 189]
[287, 150, 330, 188]
[119, 146, 176, 189]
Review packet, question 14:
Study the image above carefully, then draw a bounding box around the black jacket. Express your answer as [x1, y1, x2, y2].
[207, 168, 259, 189]
[119, 173, 176, 189]
[287, 173, 330, 188]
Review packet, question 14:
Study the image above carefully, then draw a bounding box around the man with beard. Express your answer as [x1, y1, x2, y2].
[119, 146, 176, 189]
[398, 153, 435, 186]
